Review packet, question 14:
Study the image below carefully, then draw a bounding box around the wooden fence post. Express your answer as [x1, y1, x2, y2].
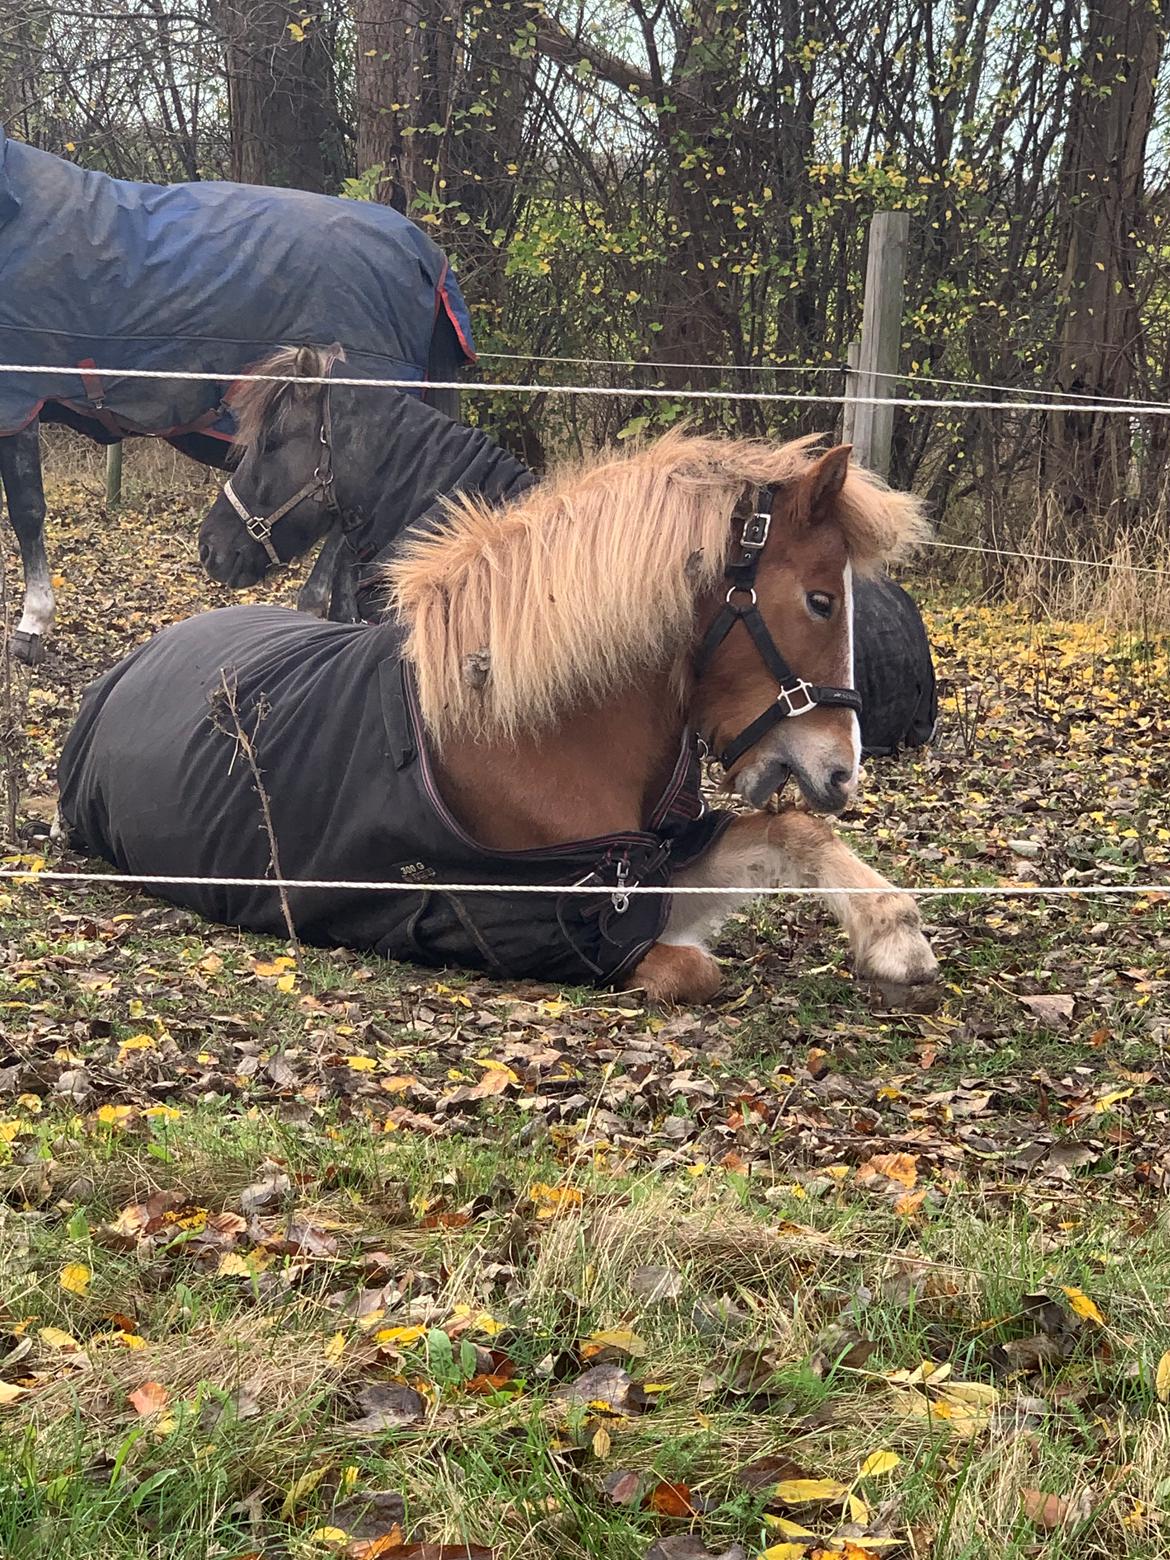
[847, 211, 909, 477]
[105, 442, 124, 507]
[841, 338, 861, 445]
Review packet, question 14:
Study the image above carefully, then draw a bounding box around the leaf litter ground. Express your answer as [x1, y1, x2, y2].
[2, 479, 1170, 1559]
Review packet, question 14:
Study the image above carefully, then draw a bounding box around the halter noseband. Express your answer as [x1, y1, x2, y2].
[221, 382, 340, 568]
[694, 495, 863, 771]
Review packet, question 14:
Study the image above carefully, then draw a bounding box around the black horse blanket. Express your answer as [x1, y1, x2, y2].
[57, 607, 730, 984]
[852, 576, 937, 756]
[0, 127, 474, 439]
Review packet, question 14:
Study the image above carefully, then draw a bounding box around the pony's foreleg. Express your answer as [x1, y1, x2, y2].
[624, 811, 937, 1003]
[0, 424, 53, 664]
[296, 527, 345, 619]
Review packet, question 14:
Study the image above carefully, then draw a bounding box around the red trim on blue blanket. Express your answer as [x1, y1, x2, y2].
[435, 260, 477, 364]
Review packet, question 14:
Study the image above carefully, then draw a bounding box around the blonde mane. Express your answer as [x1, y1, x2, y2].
[388, 428, 930, 742]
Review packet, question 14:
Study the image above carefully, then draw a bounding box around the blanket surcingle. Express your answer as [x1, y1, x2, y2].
[57, 607, 731, 984]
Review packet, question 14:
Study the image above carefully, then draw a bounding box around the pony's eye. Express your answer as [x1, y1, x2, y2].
[807, 591, 834, 620]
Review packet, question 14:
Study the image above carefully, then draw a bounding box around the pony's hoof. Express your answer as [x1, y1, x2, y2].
[855, 921, 938, 986]
[10, 631, 44, 666]
[624, 942, 723, 1005]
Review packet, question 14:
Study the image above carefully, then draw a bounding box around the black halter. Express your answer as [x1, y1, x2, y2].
[694, 499, 863, 771]
[221, 382, 342, 568]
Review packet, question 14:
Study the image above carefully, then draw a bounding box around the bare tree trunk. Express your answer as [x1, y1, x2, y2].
[1045, 0, 1166, 537]
[354, 0, 455, 211]
[0, 1, 38, 137]
[212, 1, 344, 191]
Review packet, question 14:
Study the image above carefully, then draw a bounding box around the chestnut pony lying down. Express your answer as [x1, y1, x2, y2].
[59, 430, 937, 1002]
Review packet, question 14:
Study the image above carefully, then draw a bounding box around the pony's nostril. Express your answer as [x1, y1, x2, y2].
[198, 540, 211, 566]
[830, 768, 853, 790]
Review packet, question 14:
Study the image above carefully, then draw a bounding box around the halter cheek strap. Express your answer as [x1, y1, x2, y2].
[221, 377, 340, 569]
[694, 500, 863, 771]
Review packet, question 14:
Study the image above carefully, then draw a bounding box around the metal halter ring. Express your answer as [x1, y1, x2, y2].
[726, 584, 758, 607]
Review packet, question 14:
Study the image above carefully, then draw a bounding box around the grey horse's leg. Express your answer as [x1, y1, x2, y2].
[0, 423, 53, 665]
[296, 527, 345, 618]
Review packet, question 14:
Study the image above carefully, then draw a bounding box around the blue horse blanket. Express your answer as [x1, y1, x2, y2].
[0, 128, 475, 438]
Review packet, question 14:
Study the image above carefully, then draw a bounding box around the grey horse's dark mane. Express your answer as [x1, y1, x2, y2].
[228, 344, 344, 453]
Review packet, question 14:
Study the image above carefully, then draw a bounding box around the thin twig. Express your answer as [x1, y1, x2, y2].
[209, 667, 301, 957]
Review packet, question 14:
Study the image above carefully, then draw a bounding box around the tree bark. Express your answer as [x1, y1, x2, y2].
[1045, 0, 1166, 534]
[213, 1, 344, 192]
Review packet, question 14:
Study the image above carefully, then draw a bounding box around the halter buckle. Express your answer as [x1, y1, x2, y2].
[776, 680, 818, 720]
[741, 511, 771, 550]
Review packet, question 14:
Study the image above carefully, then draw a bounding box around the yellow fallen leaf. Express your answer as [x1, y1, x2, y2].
[216, 1252, 269, 1277]
[529, 1182, 583, 1217]
[1094, 1087, 1134, 1113]
[59, 1262, 92, 1297]
[281, 1465, 329, 1518]
[276, 973, 296, 993]
[583, 1328, 648, 1358]
[847, 1493, 869, 1525]
[0, 1381, 28, 1405]
[859, 1450, 901, 1477]
[324, 1332, 346, 1362]
[117, 1033, 155, 1058]
[1156, 1349, 1170, 1403]
[592, 1424, 611, 1458]
[763, 1518, 818, 1539]
[1062, 1286, 1106, 1326]
[309, 1529, 349, 1548]
[346, 1056, 378, 1071]
[374, 1324, 427, 1347]
[0, 1121, 22, 1142]
[761, 1545, 808, 1560]
[38, 1326, 81, 1351]
[937, 1381, 999, 1408]
[773, 1479, 848, 1504]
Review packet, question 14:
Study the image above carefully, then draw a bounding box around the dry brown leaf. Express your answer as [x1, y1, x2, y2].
[645, 1480, 698, 1517]
[1018, 993, 1075, 1028]
[856, 1153, 918, 1188]
[1020, 1487, 1093, 1530]
[128, 1381, 170, 1417]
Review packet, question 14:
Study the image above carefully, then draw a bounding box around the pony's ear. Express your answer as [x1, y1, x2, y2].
[805, 444, 851, 520]
[293, 345, 320, 379]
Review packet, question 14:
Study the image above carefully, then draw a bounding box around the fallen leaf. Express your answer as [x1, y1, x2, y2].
[0, 1382, 28, 1405]
[630, 1266, 683, 1303]
[603, 1469, 642, 1506]
[38, 1326, 81, 1352]
[347, 1383, 427, 1434]
[582, 1327, 648, 1359]
[1018, 993, 1075, 1028]
[773, 1479, 848, 1504]
[1061, 1286, 1105, 1326]
[762, 1519, 817, 1540]
[552, 1364, 632, 1414]
[58, 1262, 92, 1296]
[128, 1381, 170, 1417]
[739, 1456, 808, 1492]
[1020, 1487, 1093, 1530]
[1155, 1349, 1170, 1403]
[282, 1465, 329, 1518]
[856, 1152, 918, 1188]
[643, 1540, 745, 1560]
[645, 1480, 698, 1517]
[859, 1450, 900, 1477]
[761, 1546, 808, 1560]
